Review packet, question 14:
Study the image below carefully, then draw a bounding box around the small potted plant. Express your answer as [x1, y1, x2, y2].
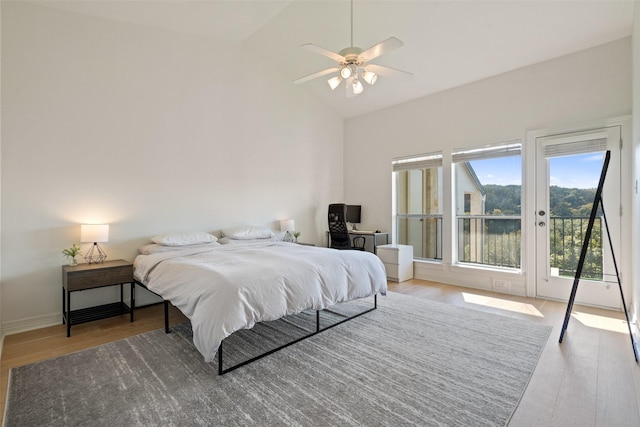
[62, 243, 82, 266]
[292, 231, 301, 243]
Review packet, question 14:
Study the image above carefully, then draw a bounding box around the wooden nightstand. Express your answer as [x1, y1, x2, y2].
[62, 259, 134, 337]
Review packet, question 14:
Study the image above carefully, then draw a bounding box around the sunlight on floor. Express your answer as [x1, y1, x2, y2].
[462, 293, 544, 317]
[571, 311, 630, 334]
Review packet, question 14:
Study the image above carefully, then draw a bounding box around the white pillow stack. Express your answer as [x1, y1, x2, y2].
[220, 225, 275, 240]
[139, 232, 220, 255]
[151, 231, 218, 246]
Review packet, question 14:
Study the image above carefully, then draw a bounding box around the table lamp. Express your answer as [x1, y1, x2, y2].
[81, 224, 109, 264]
[280, 219, 295, 243]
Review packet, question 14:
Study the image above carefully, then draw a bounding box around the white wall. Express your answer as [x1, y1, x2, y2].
[632, 3, 640, 331]
[0, 3, 344, 334]
[0, 1, 3, 344]
[345, 37, 632, 296]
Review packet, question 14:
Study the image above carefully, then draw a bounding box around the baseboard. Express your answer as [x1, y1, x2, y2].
[631, 313, 640, 359]
[413, 261, 527, 297]
[0, 301, 164, 341]
[1, 312, 61, 338]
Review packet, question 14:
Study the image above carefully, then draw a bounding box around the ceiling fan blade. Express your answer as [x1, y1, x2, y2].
[359, 37, 404, 62]
[366, 63, 413, 78]
[301, 44, 345, 63]
[294, 67, 340, 84]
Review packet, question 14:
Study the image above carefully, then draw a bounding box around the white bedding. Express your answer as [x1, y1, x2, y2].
[134, 242, 387, 362]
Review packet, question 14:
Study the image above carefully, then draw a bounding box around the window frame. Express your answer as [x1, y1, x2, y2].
[392, 152, 444, 261]
[451, 141, 523, 270]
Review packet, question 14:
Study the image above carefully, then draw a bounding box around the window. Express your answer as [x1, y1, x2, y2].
[393, 153, 443, 260]
[452, 142, 522, 269]
[544, 137, 609, 280]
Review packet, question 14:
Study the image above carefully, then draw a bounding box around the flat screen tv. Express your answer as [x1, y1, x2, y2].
[346, 205, 362, 226]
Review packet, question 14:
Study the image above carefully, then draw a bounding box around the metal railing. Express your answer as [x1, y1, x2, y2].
[549, 216, 602, 280]
[396, 215, 442, 260]
[457, 215, 521, 268]
[397, 215, 602, 275]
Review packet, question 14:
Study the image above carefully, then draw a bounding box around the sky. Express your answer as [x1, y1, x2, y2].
[470, 152, 605, 189]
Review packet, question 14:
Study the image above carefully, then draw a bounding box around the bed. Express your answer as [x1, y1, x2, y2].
[133, 236, 387, 373]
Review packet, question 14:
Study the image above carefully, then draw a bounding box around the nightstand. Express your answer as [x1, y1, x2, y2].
[377, 244, 414, 282]
[62, 259, 134, 337]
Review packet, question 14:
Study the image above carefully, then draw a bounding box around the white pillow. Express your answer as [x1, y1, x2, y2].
[139, 241, 220, 255]
[151, 231, 218, 246]
[218, 236, 279, 245]
[220, 225, 275, 240]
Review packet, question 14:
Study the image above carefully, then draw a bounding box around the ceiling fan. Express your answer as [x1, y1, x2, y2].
[294, 0, 412, 97]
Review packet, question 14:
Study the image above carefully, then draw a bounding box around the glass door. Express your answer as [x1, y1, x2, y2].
[535, 126, 621, 309]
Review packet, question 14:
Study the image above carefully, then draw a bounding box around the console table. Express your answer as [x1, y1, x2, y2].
[326, 230, 389, 254]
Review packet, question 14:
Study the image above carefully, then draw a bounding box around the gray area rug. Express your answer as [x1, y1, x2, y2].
[4, 292, 551, 426]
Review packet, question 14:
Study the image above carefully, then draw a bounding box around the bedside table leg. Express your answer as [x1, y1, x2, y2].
[130, 282, 135, 322]
[66, 289, 71, 337]
[62, 288, 66, 325]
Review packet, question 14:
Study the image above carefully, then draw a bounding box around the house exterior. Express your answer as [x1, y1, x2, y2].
[455, 162, 487, 265]
[396, 161, 486, 261]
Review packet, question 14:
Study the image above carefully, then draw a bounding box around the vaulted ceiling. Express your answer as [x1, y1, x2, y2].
[30, 0, 635, 118]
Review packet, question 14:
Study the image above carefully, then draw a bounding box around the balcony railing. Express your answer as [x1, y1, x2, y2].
[396, 215, 442, 260]
[549, 216, 602, 280]
[457, 216, 521, 269]
[398, 215, 602, 275]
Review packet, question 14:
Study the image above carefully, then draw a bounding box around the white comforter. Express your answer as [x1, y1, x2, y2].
[134, 242, 387, 362]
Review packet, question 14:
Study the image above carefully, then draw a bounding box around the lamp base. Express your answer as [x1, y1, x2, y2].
[84, 242, 107, 264]
[283, 231, 294, 243]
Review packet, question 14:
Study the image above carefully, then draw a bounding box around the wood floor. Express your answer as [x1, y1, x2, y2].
[2, 279, 639, 426]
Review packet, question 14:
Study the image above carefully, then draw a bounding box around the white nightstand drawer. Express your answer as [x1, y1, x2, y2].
[384, 262, 414, 282]
[378, 244, 414, 282]
[384, 263, 399, 279]
[377, 248, 397, 264]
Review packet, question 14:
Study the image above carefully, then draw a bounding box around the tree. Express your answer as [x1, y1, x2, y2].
[459, 182, 602, 274]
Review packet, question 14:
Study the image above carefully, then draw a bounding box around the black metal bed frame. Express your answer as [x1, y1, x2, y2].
[133, 280, 378, 375]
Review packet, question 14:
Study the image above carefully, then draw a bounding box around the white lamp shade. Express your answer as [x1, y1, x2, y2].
[81, 224, 109, 243]
[327, 75, 342, 90]
[362, 71, 378, 85]
[339, 66, 352, 79]
[352, 78, 364, 94]
[279, 219, 295, 232]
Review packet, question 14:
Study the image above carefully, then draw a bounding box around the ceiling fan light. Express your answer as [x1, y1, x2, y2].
[327, 76, 342, 90]
[340, 66, 352, 79]
[352, 78, 364, 95]
[346, 81, 355, 97]
[362, 71, 378, 85]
